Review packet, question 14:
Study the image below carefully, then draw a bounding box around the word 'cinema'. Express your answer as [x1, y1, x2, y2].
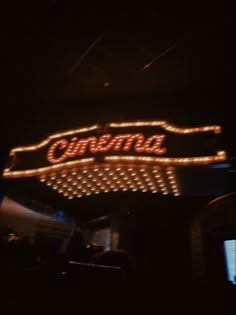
[47, 133, 167, 164]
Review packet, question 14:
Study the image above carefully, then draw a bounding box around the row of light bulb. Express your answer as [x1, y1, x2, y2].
[39, 164, 180, 199]
[9, 120, 221, 156]
[108, 121, 221, 134]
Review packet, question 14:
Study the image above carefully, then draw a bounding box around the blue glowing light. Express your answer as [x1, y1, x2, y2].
[224, 240, 236, 285]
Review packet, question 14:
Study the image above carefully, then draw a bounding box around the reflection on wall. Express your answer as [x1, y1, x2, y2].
[90, 227, 112, 251]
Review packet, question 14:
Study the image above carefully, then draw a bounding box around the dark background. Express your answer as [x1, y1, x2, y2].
[1, 1, 235, 172]
[0, 4, 235, 313]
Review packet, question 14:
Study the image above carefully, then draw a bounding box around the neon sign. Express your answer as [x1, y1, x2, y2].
[2, 120, 226, 179]
[47, 133, 167, 164]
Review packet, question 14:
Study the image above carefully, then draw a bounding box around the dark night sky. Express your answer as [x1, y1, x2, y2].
[1, 1, 235, 171]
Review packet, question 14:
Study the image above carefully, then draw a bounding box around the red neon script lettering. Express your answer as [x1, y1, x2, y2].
[47, 133, 166, 164]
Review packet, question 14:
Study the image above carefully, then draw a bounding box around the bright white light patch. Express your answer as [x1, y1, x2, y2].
[224, 240, 236, 284]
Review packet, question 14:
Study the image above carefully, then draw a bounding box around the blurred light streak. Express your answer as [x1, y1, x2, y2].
[139, 39, 182, 71]
[70, 33, 103, 72]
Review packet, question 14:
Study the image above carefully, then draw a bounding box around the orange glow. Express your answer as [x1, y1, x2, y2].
[166, 167, 180, 196]
[47, 133, 166, 164]
[7, 120, 222, 159]
[2, 121, 225, 183]
[8, 124, 99, 156]
[108, 121, 222, 134]
[3, 158, 95, 178]
[38, 164, 179, 198]
[104, 151, 226, 165]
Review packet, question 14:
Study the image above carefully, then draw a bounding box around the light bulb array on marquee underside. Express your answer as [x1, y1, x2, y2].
[3, 158, 95, 178]
[39, 164, 180, 199]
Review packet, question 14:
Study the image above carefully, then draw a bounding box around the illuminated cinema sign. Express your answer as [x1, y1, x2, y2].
[2, 121, 226, 198]
[47, 133, 167, 164]
[3, 120, 226, 178]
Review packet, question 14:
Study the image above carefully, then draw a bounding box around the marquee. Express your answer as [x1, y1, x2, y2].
[2, 120, 226, 199]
